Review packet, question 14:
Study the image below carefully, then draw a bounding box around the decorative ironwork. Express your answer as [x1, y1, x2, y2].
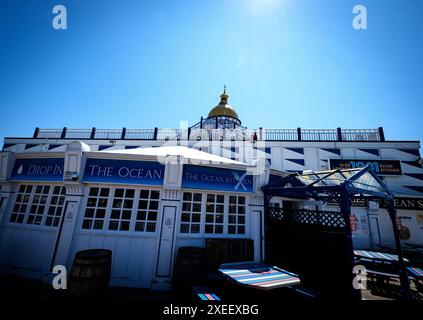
[30, 127, 384, 142]
[268, 208, 346, 229]
[318, 210, 346, 228]
[268, 206, 285, 221]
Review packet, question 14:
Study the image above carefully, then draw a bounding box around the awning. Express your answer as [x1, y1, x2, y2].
[262, 166, 393, 201]
[98, 145, 251, 167]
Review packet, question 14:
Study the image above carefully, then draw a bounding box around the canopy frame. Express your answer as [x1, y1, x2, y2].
[262, 165, 412, 300]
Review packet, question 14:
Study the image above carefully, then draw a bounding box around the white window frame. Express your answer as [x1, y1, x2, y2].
[80, 184, 161, 235]
[177, 189, 250, 238]
[82, 186, 111, 230]
[44, 185, 66, 227]
[9, 183, 66, 229]
[227, 194, 246, 235]
[204, 193, 226, 235]
[134, 188, 160, 233]
[180, 191, 203, 234]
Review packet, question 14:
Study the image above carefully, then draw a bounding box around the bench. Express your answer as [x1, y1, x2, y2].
[192, 286, 221, 301]
[407, 267, 423, 291]
[364, 267, 423, 290]
[407, 267, 423, 279]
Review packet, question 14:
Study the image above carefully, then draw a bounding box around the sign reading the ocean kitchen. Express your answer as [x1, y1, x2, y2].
[11, 158, 65, 181]
[182, 165, 253, 193]
[329, 159, 402, 175]
[83, 158, 164, 185]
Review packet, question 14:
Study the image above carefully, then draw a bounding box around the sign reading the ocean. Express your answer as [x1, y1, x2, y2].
[329, 159, 402, 176]
[11, 158, 64, 181]
[182, 165, 253, 193]
[83, 158, 164, 185]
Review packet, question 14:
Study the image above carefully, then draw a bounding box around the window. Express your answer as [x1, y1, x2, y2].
[205, 194, 224, 234]
[10, 184, 65, 226]
[82, 187, 109, 230]
[82, 186, 160, 232]
[108, 188, 135, 231]
[179, 192, 248, 235]
[135, 189, 160, 232]
[180, 192, 202, 233]
[10, 185, 33, 224]
[44, 186, 66, 227]
[228, 195, 246, 234]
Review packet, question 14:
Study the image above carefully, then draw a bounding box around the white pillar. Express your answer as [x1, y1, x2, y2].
[47, 141, 88, 281]
[152, 155, 183, 290]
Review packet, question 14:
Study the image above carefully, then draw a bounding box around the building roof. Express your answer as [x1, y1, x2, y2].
[100, 145, 250, 166]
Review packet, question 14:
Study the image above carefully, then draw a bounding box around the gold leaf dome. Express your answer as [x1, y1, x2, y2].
[207, 86, 239, 119]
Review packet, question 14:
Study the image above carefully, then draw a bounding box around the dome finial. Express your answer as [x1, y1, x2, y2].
[220, 85, 228, 102]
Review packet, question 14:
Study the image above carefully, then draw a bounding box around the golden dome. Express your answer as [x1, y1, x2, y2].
[207, 86, 239, 119]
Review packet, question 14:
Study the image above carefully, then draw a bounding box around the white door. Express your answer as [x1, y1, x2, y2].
[156, 206, 176, 277]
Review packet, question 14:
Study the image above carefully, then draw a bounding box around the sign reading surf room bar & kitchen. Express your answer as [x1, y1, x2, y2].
[83, 158, 164, 185]
[11, 158, 64, 181]
[329, 159, 402, 175]
[182, 165, 253, 193]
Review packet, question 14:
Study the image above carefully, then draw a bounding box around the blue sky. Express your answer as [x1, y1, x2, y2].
[0, 0, 422, 143]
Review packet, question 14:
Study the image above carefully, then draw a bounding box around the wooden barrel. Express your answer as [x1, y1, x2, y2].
[173, 247, 205, 288]
[68, 249, 112, 296]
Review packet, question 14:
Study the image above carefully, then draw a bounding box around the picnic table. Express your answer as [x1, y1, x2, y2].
[354, 250, 409, 265]
[217, 262, 301, 290]
[354, 250, 411, 284]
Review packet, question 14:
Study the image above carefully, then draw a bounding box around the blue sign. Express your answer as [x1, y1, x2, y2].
[329, 159, 402, 176]
[11, 158, 64, 182]
[182, 165, 253, 193]
[83, 158, 165, 185]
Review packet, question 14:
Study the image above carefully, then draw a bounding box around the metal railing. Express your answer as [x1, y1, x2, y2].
[125, 129, 155, 140]
[301, 129, 338, 141]
[35, 128, 63, 139]
[65, 129, 92, 139]
[93, 129, 123, 140]
[265, 129, 298, 141]
[341, 129, 381, 142]
[31, 127, 385, 142]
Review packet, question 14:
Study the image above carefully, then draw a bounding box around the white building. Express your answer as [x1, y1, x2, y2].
[0, 88, 422, 289]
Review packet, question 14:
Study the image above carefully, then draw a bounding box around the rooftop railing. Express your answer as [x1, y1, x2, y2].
[30, 127, 386, 142]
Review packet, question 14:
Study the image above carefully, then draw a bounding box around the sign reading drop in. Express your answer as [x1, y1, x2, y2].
[11, 158, 65, 182]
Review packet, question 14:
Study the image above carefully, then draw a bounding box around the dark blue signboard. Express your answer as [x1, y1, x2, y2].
[182, 165, 253, 193]
[329, 159, 402, 176]
[83, 158, 165, 185]
[11, 158, 64, 182]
